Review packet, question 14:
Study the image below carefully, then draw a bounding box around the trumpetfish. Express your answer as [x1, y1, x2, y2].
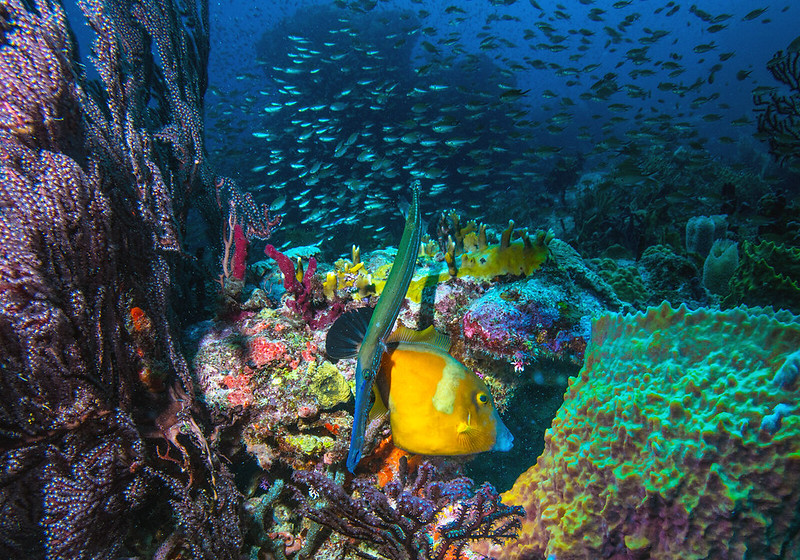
[326, 181, 513, 472]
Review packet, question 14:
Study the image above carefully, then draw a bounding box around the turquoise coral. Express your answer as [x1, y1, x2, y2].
[480, 302, 800, 560]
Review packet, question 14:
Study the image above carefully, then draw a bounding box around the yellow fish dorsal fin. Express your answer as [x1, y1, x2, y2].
[368, 385, 389, 422]
[386, 325, 451, 352]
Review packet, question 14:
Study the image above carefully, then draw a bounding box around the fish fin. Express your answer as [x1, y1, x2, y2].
[456, 422, 494, 454]
[387, 325, 451, 352]
[368, 385, 389, 422]
[325, 306, 374, 360]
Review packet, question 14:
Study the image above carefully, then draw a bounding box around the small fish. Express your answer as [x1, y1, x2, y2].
[742, 7, 768, 21]
[270, 195, 286, 211]
[500, 88, 530, 102]
[693, 42, 716, 53]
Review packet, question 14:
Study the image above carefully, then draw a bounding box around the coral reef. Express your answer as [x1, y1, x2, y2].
[189, 307, 351, 470]
[638, 245, 709, 307]
[481, 302, 800, 560]
[265, 244, 345, 328]
[186, 226, 596, 557]
[723, 240, 800, 314]
[589, 258, 647, 308]
[0, 1, 267, 557]
[292, 459, 524, 560]
[462, 275, 597, 370]
[8, 0, 799, 559]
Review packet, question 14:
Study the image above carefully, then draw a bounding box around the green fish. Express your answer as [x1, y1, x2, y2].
[327, 181, 422, 472]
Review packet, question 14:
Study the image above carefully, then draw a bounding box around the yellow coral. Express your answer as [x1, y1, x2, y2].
[322, 246, 375, 301]
[310, 362, 351, 409]
[373, 229, 552, 303]
[284, 433, 334, 456]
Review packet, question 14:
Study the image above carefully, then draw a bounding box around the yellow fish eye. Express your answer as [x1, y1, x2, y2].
[476, 392, 489, 405]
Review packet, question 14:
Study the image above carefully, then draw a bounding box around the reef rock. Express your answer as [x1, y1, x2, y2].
[462, 274, 601, 369]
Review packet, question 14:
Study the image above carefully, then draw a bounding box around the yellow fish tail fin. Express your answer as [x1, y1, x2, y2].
[368, 385, 389, 422]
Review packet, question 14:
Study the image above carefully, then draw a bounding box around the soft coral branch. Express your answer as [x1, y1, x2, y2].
[265, 244, 343, 328]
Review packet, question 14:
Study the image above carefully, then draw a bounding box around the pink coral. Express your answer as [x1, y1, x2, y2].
[231, 223, 248, 281]
[221, 373, 253, 407]
[249, 337, 287, 367]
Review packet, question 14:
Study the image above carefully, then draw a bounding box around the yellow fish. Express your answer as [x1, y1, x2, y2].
[370, 326, 513, 456]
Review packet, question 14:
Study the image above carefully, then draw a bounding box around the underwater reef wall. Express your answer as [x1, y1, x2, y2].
[0, 1, 258, 558]
[481, 302, 800, 560]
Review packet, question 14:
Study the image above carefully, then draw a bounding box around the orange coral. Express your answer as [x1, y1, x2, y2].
[363, 436, 421, 487]
[129, 306, 152, 333]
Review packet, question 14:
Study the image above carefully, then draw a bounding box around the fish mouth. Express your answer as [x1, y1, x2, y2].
[491, 414, 514, 452]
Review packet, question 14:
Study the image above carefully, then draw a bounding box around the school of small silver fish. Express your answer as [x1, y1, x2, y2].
[205, 0, 796, 253]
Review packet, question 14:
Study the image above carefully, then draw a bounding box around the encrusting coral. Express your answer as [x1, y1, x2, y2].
[480, 302, 800, 560]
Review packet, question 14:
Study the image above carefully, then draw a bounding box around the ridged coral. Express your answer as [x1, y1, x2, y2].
[483, 302, 800, 560]
[723, 240, 800, 314]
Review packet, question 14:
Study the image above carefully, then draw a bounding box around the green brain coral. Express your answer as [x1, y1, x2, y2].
[482, 302, 800, 560]
[590, 257, 647, 306]
[309, 362, 351, 409]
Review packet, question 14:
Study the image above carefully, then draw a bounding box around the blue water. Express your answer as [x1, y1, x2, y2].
[202, 0, 797, 259]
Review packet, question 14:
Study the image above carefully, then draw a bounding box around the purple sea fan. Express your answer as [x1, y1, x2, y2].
[291, 459, 523, 560]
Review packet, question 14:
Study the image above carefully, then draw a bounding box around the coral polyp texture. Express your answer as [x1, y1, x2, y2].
[482, 302, 800, 560]
[462, 275, 597, 369]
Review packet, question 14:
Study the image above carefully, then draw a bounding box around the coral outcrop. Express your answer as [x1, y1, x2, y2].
[483, 302, 800, 560]
[462, 275, 598, 369]
[723, 240, 800, 314]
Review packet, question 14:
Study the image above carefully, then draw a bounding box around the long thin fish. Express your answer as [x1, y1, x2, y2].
[346, 181, 422, 472]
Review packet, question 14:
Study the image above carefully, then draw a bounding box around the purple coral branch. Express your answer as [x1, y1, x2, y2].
[291, 460, 523, 560]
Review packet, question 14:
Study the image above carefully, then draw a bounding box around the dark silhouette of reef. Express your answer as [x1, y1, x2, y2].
[755, 47, 800, 173]
[0, 1, 271, 557]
